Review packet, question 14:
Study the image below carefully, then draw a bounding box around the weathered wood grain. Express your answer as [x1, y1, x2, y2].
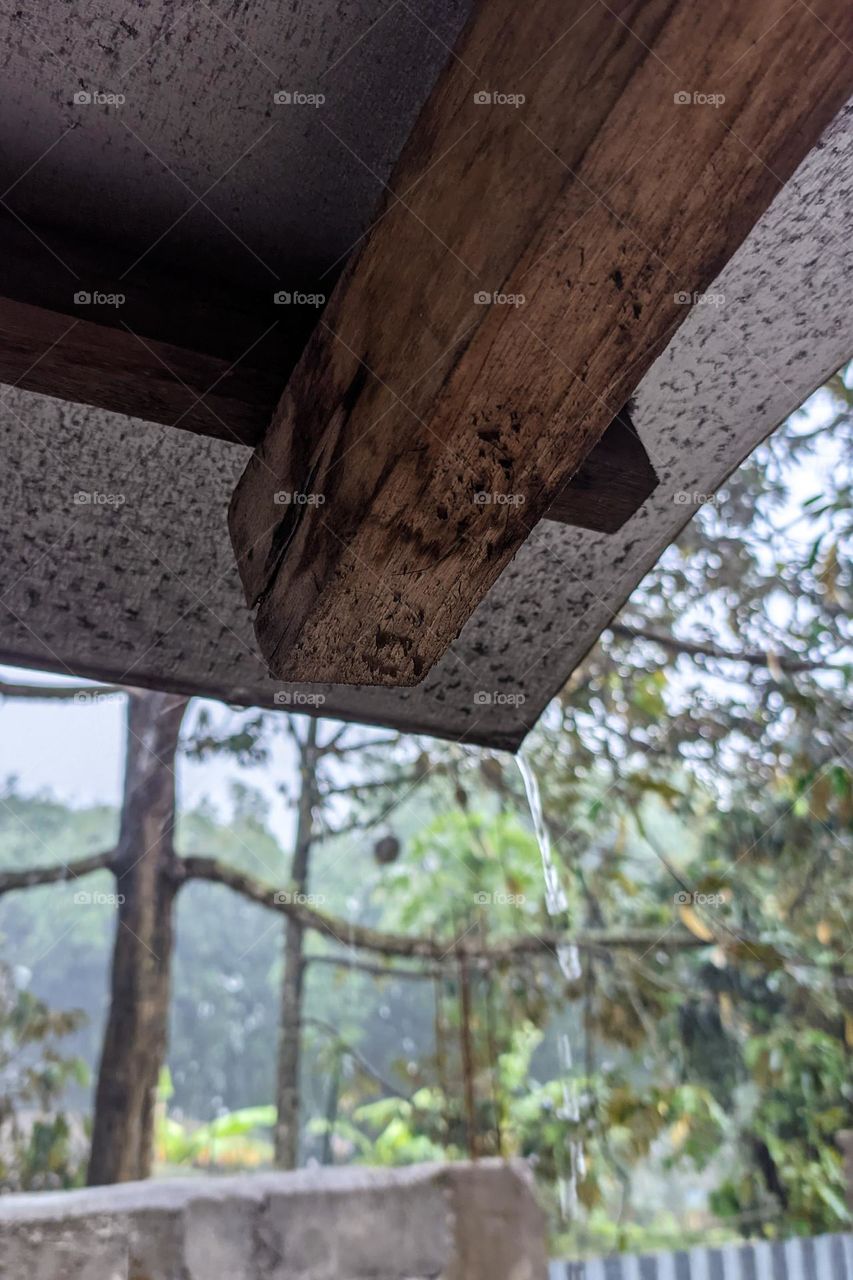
[0, 213, 654, 513]
[545, 404, 658, 533]
[227, 0, 853, 686]
[0, 297, 284, 443]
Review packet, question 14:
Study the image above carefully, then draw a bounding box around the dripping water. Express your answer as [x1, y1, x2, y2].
[516, 753, 581, 983]
[517, 750, 584, 1218]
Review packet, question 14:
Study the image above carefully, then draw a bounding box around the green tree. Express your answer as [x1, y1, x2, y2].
[313, 364, 852, 1244]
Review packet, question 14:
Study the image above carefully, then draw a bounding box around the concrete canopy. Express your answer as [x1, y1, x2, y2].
[0, 3, 851, 749]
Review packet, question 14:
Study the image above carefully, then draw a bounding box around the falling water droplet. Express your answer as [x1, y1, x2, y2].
[517, 749, 585, 1219]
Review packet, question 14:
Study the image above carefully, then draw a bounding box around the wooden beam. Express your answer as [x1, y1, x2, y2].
[545, 403, 657, 533]
[0, 297, 285, 444]
[0, 213, 306, 443]
[226, 0, 852, 688]
[0, 209, 656, 529]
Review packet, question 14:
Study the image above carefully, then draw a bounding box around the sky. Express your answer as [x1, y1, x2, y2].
[0, 681, 300, 839]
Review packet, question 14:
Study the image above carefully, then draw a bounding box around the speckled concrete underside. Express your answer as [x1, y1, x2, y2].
[0, 0, 850, 749]
[0, 0, 471, 286]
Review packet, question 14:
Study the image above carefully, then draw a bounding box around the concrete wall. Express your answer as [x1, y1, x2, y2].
[0, 1159, 548, 1280]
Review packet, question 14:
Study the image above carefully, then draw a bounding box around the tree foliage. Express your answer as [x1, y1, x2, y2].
[0, 962, 87, 1192]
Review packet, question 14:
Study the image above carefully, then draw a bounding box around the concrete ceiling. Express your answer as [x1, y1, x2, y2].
[0, 0, 470, 288]
[0, 2, 851, 749]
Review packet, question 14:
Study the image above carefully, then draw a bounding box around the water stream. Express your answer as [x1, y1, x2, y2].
[516, 753, 581, 983]
[516, 751, 584, 1218]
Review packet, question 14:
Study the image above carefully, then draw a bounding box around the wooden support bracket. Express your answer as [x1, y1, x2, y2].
[228, 0, 853, 687]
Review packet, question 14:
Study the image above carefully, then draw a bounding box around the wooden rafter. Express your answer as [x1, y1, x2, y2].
[0, 210, 660, 526]
[228, 0, 853, 687]
[0, 213, 307, 444]
[545, 403, 658, 534]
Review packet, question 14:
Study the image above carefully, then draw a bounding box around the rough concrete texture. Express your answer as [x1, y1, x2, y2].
[0, 1159, 548, 1280]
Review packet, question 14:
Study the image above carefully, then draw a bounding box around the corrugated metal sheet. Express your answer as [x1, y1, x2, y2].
[550, 1234, 853, 1280]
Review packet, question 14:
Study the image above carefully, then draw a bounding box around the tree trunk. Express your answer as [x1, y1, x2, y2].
[87, 691, 189, 1185]
[274, 719, 319, 1169]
